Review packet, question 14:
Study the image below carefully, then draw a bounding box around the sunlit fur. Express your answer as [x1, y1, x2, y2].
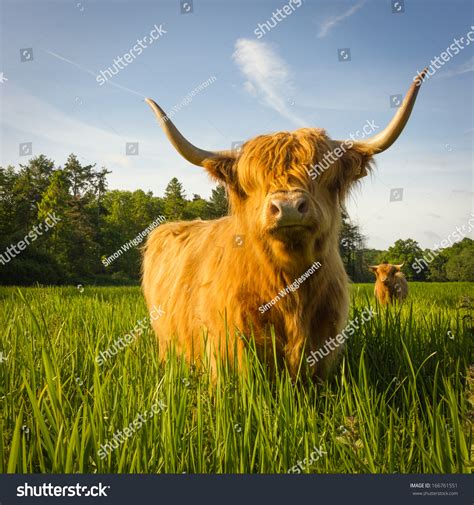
[370, 262, 408, 305]
[142, 128, 376, 380]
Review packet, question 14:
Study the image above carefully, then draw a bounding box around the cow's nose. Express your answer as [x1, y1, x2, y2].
[269, 194, 310, 223]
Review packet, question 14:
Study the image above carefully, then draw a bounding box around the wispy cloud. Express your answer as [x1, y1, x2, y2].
[0, 84, 163, 172]
[423, 230, 442, 241]
[1, 85, 122, 151]
[317, 0, 366, 38]
[452, 189, 474, 196]
[232, 38, 304, 125]
[44, 49, 146, 98]
[439, 55, 474, 78]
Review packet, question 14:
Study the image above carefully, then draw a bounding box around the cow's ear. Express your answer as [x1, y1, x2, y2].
[324, 142, 375, 202]
[339, 142, 375, 182]
[202, 155, 239, 188]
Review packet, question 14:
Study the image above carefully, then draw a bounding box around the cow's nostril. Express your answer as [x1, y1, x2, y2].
[270, 202, 281, 216]
[297, 199, 309, 214]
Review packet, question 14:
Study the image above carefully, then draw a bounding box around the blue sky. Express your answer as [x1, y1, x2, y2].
[1, 0, 473, 249]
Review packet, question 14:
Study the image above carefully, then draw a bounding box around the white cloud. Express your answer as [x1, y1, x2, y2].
[232, 38, 305, 125]
[1, 85, 122, 156]
[439, 55, 474, 78]
[452, 189, 474, 196]
[243, 81, 257, 96]
[317, 0, 366, 38]
[103, 154, 133, 169]
[423, 230, 442, 241]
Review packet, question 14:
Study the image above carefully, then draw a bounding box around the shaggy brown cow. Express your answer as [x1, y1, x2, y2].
[369, 262, 408, 305]
[142, 70, 426, 380]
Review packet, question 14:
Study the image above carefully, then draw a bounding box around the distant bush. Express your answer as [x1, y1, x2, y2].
[0, 249, 66, 286]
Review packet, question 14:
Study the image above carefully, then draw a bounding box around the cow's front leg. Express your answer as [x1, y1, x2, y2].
[284, 315, 310, 380]
[307, 317, 346, 381]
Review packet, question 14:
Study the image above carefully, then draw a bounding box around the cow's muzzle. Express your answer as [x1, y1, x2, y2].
[268, 191, 312, 228]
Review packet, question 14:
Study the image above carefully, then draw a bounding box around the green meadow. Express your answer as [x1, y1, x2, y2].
[0, 283, 472, 473]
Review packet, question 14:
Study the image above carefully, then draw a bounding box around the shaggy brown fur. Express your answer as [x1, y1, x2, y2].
[142, 128, 377, 380]
[369, 262, 408, 304]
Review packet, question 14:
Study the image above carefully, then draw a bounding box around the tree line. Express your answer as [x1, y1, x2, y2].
[0, 154, 472, 285]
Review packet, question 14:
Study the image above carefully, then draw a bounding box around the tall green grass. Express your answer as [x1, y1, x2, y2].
[0, 283, 472, 473]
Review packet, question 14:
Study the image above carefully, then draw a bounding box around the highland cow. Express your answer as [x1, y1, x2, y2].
[369, 262, 409, 305]
[142, 70, 426, 380]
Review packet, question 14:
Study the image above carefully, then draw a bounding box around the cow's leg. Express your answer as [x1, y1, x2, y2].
[284, 314, 312, 380]
[310, 319, 345, 381]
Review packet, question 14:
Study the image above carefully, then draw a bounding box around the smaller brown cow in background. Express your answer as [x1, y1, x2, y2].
[369, 262, 408, 305]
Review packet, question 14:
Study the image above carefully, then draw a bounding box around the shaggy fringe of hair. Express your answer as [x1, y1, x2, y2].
[237, 128, 330, 194]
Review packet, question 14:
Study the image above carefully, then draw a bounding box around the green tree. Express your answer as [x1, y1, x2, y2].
[12, 155, 56, 232]
[426, 250, 448, 281]
[101, 190, 164, 279]
[360, 248, 384, 282]
[185, 194, 211, 219]
[339, 212, 365, 281]
[0, 165, 19, 238]
[445, 239, 474, 281]
[379, 238, 426, 280]
[37, 169, 71, 257]
[164, 178, 186, 220]
[63, 154, 96, 198]
[208, 185, 228, 218]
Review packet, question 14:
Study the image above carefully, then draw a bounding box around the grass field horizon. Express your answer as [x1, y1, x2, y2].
[1, 283, 472, 473]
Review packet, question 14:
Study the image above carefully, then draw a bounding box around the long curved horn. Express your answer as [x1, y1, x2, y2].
[145, 98, 234, 166]
[353, 68, 427, 153]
